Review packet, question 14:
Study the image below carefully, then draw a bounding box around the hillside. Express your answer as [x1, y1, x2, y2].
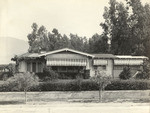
[0, 37, 29, 64]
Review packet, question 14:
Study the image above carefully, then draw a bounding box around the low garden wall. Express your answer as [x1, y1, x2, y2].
[0, 90, 149, 103]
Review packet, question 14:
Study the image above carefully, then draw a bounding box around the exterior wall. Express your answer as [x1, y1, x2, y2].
[106, 59, 113, 77]
[88, 58, 95, 77]
[18, 61, 27, 72]
[92, 59, 114, 77]
[113, 65, 142, 78]
[18, 60, 45, 73]
[17, 49, 146, 79]
[46, 51, 93, 76]
[113, 69, 122, 78]
[46, 51, 87, 59]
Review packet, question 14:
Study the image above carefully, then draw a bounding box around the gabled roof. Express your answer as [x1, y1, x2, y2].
[39, 48, 94, 57]
[16, 48, 148, 60]
[92, 54, 117, 59]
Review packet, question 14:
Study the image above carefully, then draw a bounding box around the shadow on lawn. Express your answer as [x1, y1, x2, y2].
[0, 101, 24, 105]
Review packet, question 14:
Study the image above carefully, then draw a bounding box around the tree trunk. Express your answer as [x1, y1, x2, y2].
[99, 87, 100, 102]
[24, 90, 27, 104]
[99, 88, 102, 102]
[100, 89, 102, 102]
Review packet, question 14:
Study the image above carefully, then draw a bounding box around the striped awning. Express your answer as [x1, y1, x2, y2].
[47, 59, 87, 66]
[114, 59, 143, 65]
[93, 59, 108, 65]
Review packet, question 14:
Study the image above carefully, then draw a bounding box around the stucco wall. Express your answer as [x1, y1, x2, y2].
[88, 59, 95, 77]
[91, 59, 114, 77]
[106, 59, 113, 77]
[18, 61, 27, 72]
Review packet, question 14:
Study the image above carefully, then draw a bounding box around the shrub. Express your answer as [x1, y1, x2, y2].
[119, 66, 131, 80]
[136, 61, 150, 79]
[91, 70, 111, 102]
[5, 72, 39, 91]
[37, 67, 59, 81]
[0, 79, 150, 92]
[106, 79, 150, 90]
[0, 72, 13, 81]
[136, 72, 144, 79]
[4, 72, 39, 103]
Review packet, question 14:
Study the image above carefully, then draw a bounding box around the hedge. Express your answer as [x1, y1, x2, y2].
[0, 79, 150, 92]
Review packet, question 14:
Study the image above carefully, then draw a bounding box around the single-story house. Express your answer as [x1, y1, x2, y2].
[13, 48, 148, 78]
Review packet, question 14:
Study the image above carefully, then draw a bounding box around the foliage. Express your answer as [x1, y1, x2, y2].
[91, 70, 111, 102]
[27, 23, 109, 53]
[119, 66, 131, 80]
[136, 60, 150, 79]
[0, 72, 13, 81]
[106, 79, 150, 90]
[91, 70, 111, 90]
[4, 72, 39, 91]
[89, 33, 108, 53]
[42, 67, 59, 81]
[26, 0, 150, 60]
[1, 79, 150, 92]
[100, 0, 150, 58]
[0, 63, 16, 80]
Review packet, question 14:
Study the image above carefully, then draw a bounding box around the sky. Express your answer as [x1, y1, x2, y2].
[0, 0, 149, 64]
[0, 0, 149, 41]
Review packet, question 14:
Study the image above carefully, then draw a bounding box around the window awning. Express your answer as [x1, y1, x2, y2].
[93, 59, 108, 65]
[47, 59, 87, 66]
[114, 59, 143, 65]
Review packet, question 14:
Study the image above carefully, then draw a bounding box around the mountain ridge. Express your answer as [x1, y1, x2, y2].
[0, 37, 29, 64]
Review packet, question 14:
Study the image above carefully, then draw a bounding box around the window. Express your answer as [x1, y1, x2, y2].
[97, 65, 106, 70]
[27, 62, 31, 72]
[38, 62, 42, 72]
[114, 65, 124, 70]
[32, 62, 36, 73]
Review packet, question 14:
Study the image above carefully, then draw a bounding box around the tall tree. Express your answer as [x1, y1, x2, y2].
[126, 0, 150, 57]
[89, 33, 108, 53]
[27, 23, 49, 53]
[101, 0, 150, 58]
[101, 0, 132, 55]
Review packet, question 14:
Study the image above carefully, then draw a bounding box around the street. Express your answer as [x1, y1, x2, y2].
[0, 102, 149, 113]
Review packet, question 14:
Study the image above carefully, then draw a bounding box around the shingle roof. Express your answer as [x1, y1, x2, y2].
[92, 54, 117, 59]
[16, 49, 148, 60]
[18, 52, 40, 58]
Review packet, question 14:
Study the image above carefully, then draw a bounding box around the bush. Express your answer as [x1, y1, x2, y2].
[136, 72, 144, 79]
[106, 79, 150, 90]
[38, 79, 150, 91]
[0, 79, 150, 92]
[36, 67, 59, 81]
[0, 72, 13, 80]
[119, 66, 131, 80]
[4, 72, 39, 91]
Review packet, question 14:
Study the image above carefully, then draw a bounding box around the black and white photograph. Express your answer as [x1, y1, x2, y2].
[0, 0, 150, 113]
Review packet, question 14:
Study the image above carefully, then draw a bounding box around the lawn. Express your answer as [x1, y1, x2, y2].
[0, 90, 149, 105]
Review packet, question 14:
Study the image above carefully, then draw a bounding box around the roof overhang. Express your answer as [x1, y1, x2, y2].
[39, 48, 94, 58]
[115, 55, 149, 60]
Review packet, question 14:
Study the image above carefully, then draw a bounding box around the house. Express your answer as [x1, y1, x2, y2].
[12, 48, 148, 78]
